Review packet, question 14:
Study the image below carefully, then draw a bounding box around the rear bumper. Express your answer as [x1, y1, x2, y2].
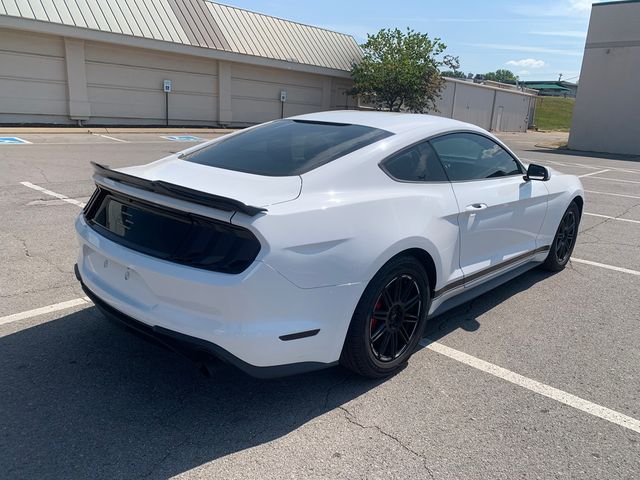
[75, 215, 363, 375]
[77, 267, 331, 378]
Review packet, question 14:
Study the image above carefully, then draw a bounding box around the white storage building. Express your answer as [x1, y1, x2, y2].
[434, 78, 537, 133]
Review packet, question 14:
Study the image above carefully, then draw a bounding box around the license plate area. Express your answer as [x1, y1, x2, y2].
[83, 246, 154, 304]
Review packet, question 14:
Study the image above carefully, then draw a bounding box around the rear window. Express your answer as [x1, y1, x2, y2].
[181, 119, 393, 176]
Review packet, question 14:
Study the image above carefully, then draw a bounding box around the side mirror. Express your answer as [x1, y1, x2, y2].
[524, 163, 549, 181]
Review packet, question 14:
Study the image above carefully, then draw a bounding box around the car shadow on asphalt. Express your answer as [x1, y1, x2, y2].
[0, 307, 384, 479]
[1, 267, 557, 479]
[421, 266, 557, 345]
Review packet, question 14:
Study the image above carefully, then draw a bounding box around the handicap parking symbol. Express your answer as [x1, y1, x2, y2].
[162, 135, 204, 142]
[0, 137, 31, 144]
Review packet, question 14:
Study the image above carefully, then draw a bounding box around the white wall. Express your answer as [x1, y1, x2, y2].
[493, 90, 531, 133]
[331, 79, 357, 110]
[568, 2, 640, 155]
[0, 26, 531, 131]
[0, 27, 348, 126]
[83, 42, 219, 125]
[229, 63, 327, 125]
[451, 84, 494, 130]
[432, 79, 533, 133]
[0, 29, 70, 123]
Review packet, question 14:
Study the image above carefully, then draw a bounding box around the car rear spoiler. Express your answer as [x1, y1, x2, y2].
[91, 162, 267, 217]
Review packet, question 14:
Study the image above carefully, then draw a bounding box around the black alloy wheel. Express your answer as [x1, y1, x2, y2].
[369, 275, 422, 362]
[542, 201, 581, 272]
[554, 209, 577, 263]
[340, 256, 430, 378]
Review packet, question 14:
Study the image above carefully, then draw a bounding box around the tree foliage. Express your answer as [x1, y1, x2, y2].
[441, 70, 467, 79]
[484, 69, 517, 83]
[349, 28, 458, 113]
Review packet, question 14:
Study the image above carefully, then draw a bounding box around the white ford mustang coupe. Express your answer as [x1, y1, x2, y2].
[75, 111, 583, 378]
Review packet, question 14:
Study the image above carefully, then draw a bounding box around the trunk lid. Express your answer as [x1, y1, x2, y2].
[118, 156, 302, 209]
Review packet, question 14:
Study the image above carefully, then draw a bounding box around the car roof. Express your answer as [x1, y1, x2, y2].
[289, 110, 485, 135]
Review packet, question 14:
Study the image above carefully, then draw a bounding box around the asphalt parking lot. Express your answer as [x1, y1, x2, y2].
[1, 129, 639, 479]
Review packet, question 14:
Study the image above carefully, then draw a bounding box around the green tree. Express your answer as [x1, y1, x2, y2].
[484, 69, 517, 83]
[350, 28, 458, 112]
[441, 70, 467, 79]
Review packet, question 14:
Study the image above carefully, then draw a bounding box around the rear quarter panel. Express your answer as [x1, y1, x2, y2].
[232, 169, 462, 292]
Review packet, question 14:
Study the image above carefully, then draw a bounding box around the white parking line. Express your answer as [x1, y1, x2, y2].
[542, 159, 640, 175]
[584, 213, 640, 224]
[585, 176, 640, 185]
[585, 165, 640, 175]
[421, 340, 640, 434]
[0, 297, 91, 327]
[20, 181, 86, 207]
[571, 258, 640, 276]
[578, 169, 610, 178]
[541, 159, 581, 168]
[4, 278, 638, 436]
[93, 133, 128, 143]
[585, 190, 640, 200]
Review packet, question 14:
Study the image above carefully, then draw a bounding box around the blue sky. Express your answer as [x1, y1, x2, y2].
[222, 0, 604, 82]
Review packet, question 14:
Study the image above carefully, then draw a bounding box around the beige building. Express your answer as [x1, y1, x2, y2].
[569, 0, 640, 155]
[0, 0, 536, 131]
[0, 0, 360, 126]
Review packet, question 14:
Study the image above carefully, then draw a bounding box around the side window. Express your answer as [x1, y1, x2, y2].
[429, 133, 522, 181]
[382, 141, 448, 182]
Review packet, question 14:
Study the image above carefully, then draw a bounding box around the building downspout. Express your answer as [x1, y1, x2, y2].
[489, 89, 498, 131]
[450, 81, 458, 118]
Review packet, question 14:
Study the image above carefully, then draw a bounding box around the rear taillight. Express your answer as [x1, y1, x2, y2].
[84, 187, 261, 274]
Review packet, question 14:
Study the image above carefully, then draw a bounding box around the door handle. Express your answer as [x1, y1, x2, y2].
[465, 203, 488, 212]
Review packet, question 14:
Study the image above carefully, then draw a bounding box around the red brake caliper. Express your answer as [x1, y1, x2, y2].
[371, 298, 383, 332]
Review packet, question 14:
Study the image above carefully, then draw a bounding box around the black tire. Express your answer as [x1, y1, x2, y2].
[340, 256, 430, 378]
[542, 201, 580, 272]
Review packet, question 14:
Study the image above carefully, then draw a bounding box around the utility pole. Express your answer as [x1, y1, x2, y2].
[558, 73, 563, 81]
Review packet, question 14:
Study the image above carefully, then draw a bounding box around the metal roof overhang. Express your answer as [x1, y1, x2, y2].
[527, 84, 571, 90]
[0, 14, 353, 79]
